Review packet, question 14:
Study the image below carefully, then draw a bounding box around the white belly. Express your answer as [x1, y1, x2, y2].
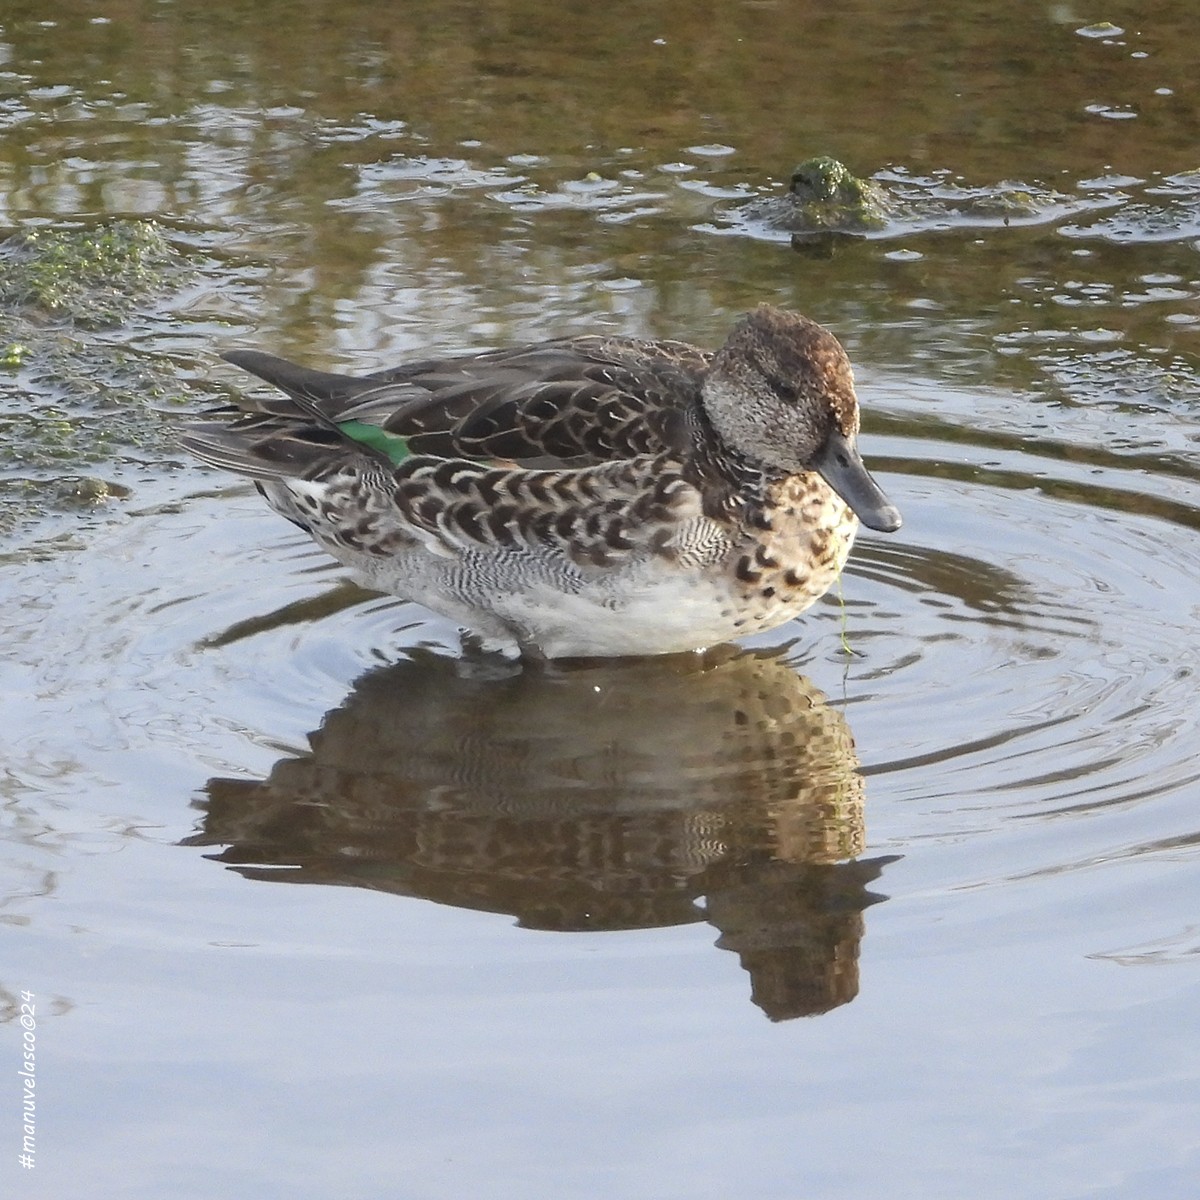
[265, 478, 847, 659]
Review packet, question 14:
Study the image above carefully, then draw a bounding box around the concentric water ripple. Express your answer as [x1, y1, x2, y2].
[831, 410, 1200, 890]
[7, 376, 1199, 911]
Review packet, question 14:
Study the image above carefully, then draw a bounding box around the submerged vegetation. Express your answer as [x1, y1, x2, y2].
[0, 220, 182, 326]
[0, 219, 194, 535]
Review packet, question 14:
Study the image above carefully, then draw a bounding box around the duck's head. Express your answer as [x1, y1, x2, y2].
[701, 305, 902, 533]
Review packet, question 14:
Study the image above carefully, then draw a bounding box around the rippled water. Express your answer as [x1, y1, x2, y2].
[4, 2, 1200, 1197]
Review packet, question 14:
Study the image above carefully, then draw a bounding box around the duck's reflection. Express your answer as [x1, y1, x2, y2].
[189, 645, 896, 1020]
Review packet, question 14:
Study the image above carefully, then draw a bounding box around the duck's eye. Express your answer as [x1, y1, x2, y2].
[775, 382, 799, 403]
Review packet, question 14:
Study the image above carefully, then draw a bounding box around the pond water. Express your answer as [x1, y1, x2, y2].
[3, 2, 1200, 1197]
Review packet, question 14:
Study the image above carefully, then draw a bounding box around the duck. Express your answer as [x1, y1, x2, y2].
[183, 304, 901, 659]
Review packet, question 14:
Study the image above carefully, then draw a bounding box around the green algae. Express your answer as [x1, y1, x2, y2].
[786, 156, 895, 232]
[0, 220, 183, 328]
[733, 157, 1075, 241]
[736, 156, 895, 237]
[0, 220, 197, 537]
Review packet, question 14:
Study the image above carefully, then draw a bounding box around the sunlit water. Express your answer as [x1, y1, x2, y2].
[4, 3, 1200, 1198]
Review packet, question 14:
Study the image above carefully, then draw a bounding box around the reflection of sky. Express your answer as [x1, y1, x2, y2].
[23, 807, 1200, 1199]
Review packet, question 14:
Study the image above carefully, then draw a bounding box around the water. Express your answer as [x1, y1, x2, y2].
[3, 2, 1200, 1197]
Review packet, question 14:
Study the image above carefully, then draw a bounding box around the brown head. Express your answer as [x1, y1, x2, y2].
[702, 305, 901, 532]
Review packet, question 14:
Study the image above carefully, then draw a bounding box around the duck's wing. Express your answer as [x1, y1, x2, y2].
[186, 335, 708, 480]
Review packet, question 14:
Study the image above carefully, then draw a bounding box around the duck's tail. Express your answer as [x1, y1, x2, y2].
[182, 351, 408, 482]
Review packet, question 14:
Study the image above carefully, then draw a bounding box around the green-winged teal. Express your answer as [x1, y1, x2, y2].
[183, 304, 901, 658]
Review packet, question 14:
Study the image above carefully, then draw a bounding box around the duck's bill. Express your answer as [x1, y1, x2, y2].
[813, 429, 902, 533]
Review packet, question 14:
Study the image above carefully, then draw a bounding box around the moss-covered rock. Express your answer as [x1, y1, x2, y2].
[736, 157, 896, 236]
[729, 157, 1077, 245]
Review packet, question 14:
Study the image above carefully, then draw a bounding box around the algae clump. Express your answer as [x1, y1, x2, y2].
[0, 220, 182, 327]
[0, 219, 196, 538]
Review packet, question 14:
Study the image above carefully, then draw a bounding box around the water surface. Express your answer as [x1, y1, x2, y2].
[3, 3, 1200, 1198]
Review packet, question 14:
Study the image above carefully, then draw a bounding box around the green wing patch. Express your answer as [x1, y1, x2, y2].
[338, 420, 412, 465]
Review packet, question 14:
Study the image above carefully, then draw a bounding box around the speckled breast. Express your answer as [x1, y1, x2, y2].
[725, 474, 859, 635]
